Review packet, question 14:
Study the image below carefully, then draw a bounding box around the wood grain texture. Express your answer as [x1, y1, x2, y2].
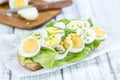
[0, 0, 61, 30]
[1, 0, 120, 80]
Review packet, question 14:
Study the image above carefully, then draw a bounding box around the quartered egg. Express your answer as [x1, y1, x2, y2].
[18, 37, 41, 57]
[9, 0, 30, 9]
[45, 34, 61, 48]
[54, 22, 66, 29]
[82, 28, 96, 44]
[63, 34, 84, 53]
[92, 26, 106, 40]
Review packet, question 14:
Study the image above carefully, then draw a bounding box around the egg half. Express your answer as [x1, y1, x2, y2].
[92, 26, 106, 40]
[45, 34, 61, 48]
[54, 22, 66, 29]
[67, 21, 83, 30]
[83, 28, 96, 44]
[63, 34, 84, 53]
[18, 37, 41, 57]
[17, 7, 39, 21]
[9, 0, 30, 9]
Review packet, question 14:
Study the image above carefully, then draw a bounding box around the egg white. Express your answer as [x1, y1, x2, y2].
[69, 35, 85, 53]
[45, 34, 61, 48]
[67, 20, 83, 30]
[54, 22, 66, 29]
[31, 30, 48, 46]
[82, 21, 90, 29]
[55, 42, 72, 60]
[82, 28, 96, 44]
[18, 37, 41, 57]
[92, 26, 106, 40]
[17, 7, 39, 21]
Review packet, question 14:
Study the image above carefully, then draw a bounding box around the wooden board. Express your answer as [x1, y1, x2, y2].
[0, 1, 61, 30]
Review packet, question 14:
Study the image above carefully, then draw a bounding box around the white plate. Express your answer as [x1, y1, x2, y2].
[0, 34, 120, 78]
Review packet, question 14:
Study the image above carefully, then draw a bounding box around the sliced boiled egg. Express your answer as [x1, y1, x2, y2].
[55, 45, 65, 54]
[63, 34, 84, 53]
[18, 37, 41, 57]
[82, 21, 90, 29]
[17, 7, 39, 21]
[92, 26, 106, 40]
[46, 27, 64, 34]
[82, 28, 96, 44]
[9, 0, 30, 9]
[54, 22, 66, 29]
[46, 27, 64, 37]
[31, 30, 47, 46]
[55, 43, 72, 60]
[45, 34, 61, 48]
[67, 21, 83, 30]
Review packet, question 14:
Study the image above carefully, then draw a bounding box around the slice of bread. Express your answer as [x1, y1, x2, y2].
[17, 53, 43, 71]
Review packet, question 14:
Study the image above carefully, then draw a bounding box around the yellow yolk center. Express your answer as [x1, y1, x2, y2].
[71, 35, 83, 48]
[71, 22, 82, 27]
[63, 34, 83, 49]
[47, 27, 63, 34]
[46, 37, 60, 47]
[83, 22, 87, 28]
[63, 36, 72, 49]
[23, 39, 38, 53]
[93, 27, 106, 38]
[14, 0, 25, 8]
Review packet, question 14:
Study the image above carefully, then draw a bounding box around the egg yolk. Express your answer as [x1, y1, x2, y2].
[83, 22, 87, 28]
[23, 39, 38, 53]
[71, 35, 83, 48]
[72, 22, 82, 26]
[47, 27, 63, 34]
[14, 0, 25, 8]
[93, 27, 106, 38]
[46, 37, 60, 47]
[63, 34, 83, 49]
[63, 36, 72, 49]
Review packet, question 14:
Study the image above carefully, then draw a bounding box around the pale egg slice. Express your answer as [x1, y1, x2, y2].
[55, 38, 72, 60]
[45, 34, 61, 48]
[46, 27, 64, 37]
[63, 34, 84, 53]
[17, 7, 39, 21]
[67, 20, 83, 30]
[92, 26, 106, 40]
[54, 22, 66, 29]
[55, 43, 72, 60]
[31, 30, 48, 46]
[18, 37, 41, 57]
[82, 28, 96, 44]
[9, 0, 30, 9]
[82, 21, 90, 29]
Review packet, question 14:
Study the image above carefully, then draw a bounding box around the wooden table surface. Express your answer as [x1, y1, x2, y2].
[0, 0, 120, 80]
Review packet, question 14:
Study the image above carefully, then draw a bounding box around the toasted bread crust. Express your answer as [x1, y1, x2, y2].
[17, 53, 43, 71]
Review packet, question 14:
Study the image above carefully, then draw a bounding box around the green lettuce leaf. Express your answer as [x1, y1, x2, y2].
[32, 47, 56, 68]
[52, 40, 102, 67]
[46, 21, 55, 27]
[21, 37, 103, 68]
[21, 57, 35, 65]
[88, 18, 94, 27]
[58, 18, 71, 25]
